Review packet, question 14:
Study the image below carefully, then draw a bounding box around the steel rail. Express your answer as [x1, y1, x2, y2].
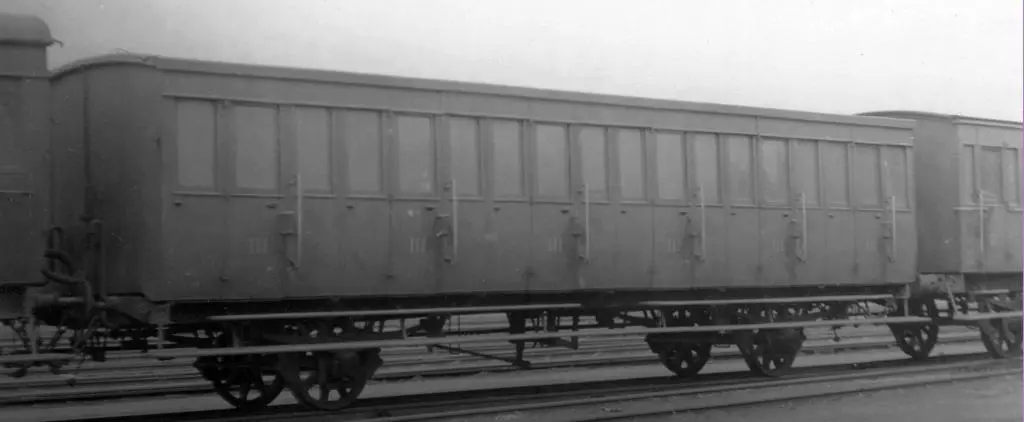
[2, 333, 971, 405]
[55, 351, 1012, 422]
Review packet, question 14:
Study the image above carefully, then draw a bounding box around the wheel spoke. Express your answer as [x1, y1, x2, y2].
[238, 378, 252, 401]
[658, 343, 711, 378]
[287, 351, 371, 411]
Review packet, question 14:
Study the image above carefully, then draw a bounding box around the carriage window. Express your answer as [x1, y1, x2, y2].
[492, 120, 523, 198]
[760, 139, 788, 205]
[343, 111, 382, 193]
[617, 129, 645, 200]
[792, 140, 819, 206]
[726, 135, 753, 205]
[821, 142, 849, 207]
[579, 126, 607, 200]
[233, 106, 279, 190]
[449, 118, 480, 197]
[536, 124, 569, 199]
[296, 107, 331, 191]
[397, 115, 434, 195]
[882, 146, 909, 208]
[176, 101, 216, 189]
[979, 146, 1002, 203]
[854, 145, 880, 208]
[656, 132, 684, 200]
[1004, 148, 1021, 206]
[690, 133, 719, 204]
[961, 145, 975, 204]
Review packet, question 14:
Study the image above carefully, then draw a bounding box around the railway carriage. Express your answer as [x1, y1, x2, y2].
[0, 12, 1020, 413]
[863, 111, 1023, 357]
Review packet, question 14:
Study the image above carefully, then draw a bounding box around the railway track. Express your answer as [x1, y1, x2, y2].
[38, 343, 1016, 422]
[0, 336, 991, 422]
[0, 328, 980, 405]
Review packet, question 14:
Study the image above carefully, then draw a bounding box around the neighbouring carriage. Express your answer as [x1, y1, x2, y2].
[0, 13, 1020, 411]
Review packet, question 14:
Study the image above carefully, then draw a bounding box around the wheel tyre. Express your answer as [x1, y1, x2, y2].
[209, 366, 286, 411]
[287, 352, 369, 411]
[980, 319, 1022, 359]
[889, 300, 939, 361]
[739, 330, 800, 377]
[657, 343, 711, 378]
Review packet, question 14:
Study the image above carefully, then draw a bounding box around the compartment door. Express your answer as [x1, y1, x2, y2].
[165, 100, 227, 300]
[851, 144, 885, 285]
[388, 114, 442, 295]
[486, 119, 531, 292]
[650, 132, 691, 290]
[757, 138, 792, 284]
[530, 123, 578, 292]
[575, 126, 617, 290]
[439, 117, 490, 293]
[613, 129, 654, 290]
[284, 107, 340, 297]
[336, 110, 390, 296]
[880, 145, 916, 284]
[820, 142, 856, 284]
[722, 135, 759, 288]
[790, 140, 827, 286]
[976, 145, 1014, 272]
[688, 133, 727, 288]
[221, 104, 286, 300]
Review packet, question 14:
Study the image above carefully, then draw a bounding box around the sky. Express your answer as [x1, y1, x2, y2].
[3, 0, 1022, 121]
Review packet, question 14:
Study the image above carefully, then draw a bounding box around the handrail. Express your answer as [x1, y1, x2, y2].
[698, 184, 706, 261]
[582, 183, 591, 261]
[800, 192, 808, 262]
[296, 174, 303, 270]
[889, 195, 896, 262]
[451, 178, 459, 264]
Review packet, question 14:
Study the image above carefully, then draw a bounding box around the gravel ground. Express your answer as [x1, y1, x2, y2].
[650, 373, 1022, 422]
[0, 342, 990, 422]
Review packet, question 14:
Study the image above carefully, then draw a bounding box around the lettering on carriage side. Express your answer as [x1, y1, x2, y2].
[248, 237, 269, 255]
[547, 237, 563, 253]
[667, 238, 682, 254]
[409, 237, 427, 254]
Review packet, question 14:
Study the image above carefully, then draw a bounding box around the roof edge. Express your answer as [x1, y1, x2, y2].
[54, 52, 916, 129]
[861, 110, 1022, 128]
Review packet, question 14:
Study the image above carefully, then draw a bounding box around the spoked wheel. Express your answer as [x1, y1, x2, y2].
[658, 343, 712, 378]
[195, 355, 285, 411]
[287, 351, 373, 411]
[737, 329, 804, 377]
[888, 300, 939, 360]
[979, 318, 1022, 359]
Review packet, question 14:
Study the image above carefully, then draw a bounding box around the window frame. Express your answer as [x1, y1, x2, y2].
[294, 106, 334, 195]
[489, 118, 527, 201]
[391, 112, 438, 199]
[1003, 147, 1022, 209]
[614, 127, 648, 203]
[228, 103, 282, 195]
[789, 138, 821, 209]
[686, 131, 722, 206]
[340, 109, 386, 197]
[757, 136, 791, 208]
[723, 134, 755, 207]
[576, 125, 610, 203]
[652, 129, 687, 205]
[532, 121, 573, 203]
[852, 143, 883, 210]
[173, 99, 219, 192]
[447, 116, 484, 199]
